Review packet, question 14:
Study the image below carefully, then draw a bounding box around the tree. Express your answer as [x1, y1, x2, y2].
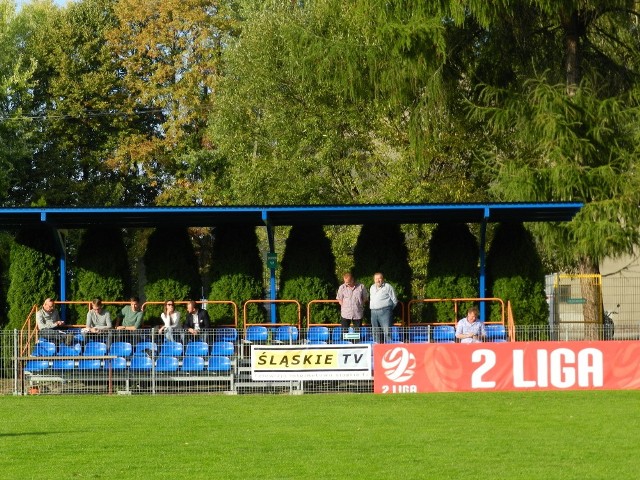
[5, 227, 59, 330]
[486, 223, 548, 326]
[208, 225, 264, 327]
[279, 225, 338, 325]
[106, 0, 239, 205]
[70, 227, 130, 324]
[143, 228, 200, 321]
[353, 223, 412, 323]
[423, 224, 478, 323]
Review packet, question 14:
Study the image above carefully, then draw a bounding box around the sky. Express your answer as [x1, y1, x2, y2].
[15, 0, 72, 9]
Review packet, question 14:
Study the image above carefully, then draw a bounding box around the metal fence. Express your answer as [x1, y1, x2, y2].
[3, 323, 639, 396]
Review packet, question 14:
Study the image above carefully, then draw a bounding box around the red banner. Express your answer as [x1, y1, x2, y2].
[374, 341, 640, 393]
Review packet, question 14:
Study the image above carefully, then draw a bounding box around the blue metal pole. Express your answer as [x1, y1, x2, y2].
[479, 208, 489, 321]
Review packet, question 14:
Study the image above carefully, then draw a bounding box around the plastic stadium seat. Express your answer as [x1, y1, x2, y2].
[105, 357, 127, 371]
[109, 342, 133, 358]
[181, 356, 205, 372]
[390, 326, 404, 343]
[245, 326, 268, 343]
[432, 325, 456, 343]
[84, 342, 107, 356]
[25, 359, 49, 372]
[408, 326, 429, 343]
[58, 345, 81, 356]
[214, 328, 239, 343]
[129, 356, 153, 371]
[134, 342, 158, 356]
[308, 326, 329, 344]
[52, 359, 75, 370]
[185, 341, 209, 357]
[359, 327, 374, 343]
[33, 341, 56, 357]
[211, 341, 234, 357]
[78, 359, 102, 370]
[208, 356, 232, 373]
[485, 324, 507, 342]
[156, 356, 179, 372]
[159, 341, 183, 357]
[331, 327, 352, 344]
[273, 326, 299, 343]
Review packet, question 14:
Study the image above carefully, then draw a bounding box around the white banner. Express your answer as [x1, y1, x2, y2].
[251, 344, 372, 380]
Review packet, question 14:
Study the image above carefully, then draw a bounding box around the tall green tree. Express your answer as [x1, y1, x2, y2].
[208, 225, 264, 327]
[279, 225, 338, 326]
[143, 228, 200, 321]
[70, 227, 129, 323]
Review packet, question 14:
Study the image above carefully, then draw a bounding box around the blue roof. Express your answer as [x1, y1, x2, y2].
[0, 203, 582, 228]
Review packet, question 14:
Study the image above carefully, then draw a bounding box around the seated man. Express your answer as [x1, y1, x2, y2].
[82, 297, 113, 344]
[183, 300, 211, 343]
[36, 298, 74, 345]
[116, 296, 144, 331]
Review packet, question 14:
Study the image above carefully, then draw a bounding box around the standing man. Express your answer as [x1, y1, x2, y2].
[36, 298, 74, 345]
[184, 300, 211, 343]
[369, 272, 398, 343]
[337, 272, 368, 330]
[455, 306, 485, 343]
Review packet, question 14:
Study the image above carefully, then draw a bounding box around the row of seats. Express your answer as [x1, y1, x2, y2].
[25, 355, 233, 373]
[30, 340, 235, 358]
[247, 324, 507, 343]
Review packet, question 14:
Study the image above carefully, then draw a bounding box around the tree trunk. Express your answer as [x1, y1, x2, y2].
[578, 256, 601, 340]
[561, 9, 583, 96]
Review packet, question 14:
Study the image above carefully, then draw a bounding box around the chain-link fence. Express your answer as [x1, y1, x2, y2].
[3, 322, 639, 396]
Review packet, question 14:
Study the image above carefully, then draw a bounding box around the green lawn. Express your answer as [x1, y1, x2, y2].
[1, 391, 638, 479]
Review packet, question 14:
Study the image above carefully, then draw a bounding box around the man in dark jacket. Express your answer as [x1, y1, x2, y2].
[184, 301, 211, 343]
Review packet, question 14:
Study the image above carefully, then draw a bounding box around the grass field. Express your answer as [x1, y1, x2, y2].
[1, 390, 638, 479]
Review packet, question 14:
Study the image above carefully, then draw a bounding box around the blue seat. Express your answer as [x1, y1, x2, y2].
[245, 326, 268, 342]
[409, 326, 429, 343]
[359, 327, 374, 343]
[208, 356, 232, 372]
[181, 356, 205, 372]
[52, 359, 75, 370]
[25, 359, 50, 372]
[78, 359, 102, 370]
[433, 325, 456, 343]
[109, 342, 132, 358]
[159, 341, 183, 357]
[156, 356, 179, 372]
[211, 341, 234, 356]
[134, 342, 158, 356]
[485, 324, 507, 342]
[129, 356, 153, 371]
[273, 326, 299, 343]
[105, 357, 127, 371]
[185, 341, 209, 357]
[330, 327, 353, 344]
[308, 326, 329, 344]
[390, 326, 404, 343]
[32, 341, 56, 357]
[214, 328, 238, 343]
[84, 342, 107, 356]
[58, 345, 81, 356]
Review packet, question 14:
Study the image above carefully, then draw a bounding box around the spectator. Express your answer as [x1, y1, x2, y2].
[83, 297, 112, 344]
[116, 296, 144, 331]
[336, 272, 368, 330]
[184, 301, 211, 342]
[369, 272, 398, 343]
[159, 300, 181, 343]
[455, 306, 485, 343]
[36, 298, 73, 345]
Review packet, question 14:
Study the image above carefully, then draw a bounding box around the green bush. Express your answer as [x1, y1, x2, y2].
[209, 225, 264, 327]
[143, 228, 200, 322]
[424, 223, 478, 322]
[279, 225, 337, 325]
[487, 223, 548, 325]
[70, 227, 129, 324]
[353, 223, 412, 323]
[5, 228, 58, 331]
